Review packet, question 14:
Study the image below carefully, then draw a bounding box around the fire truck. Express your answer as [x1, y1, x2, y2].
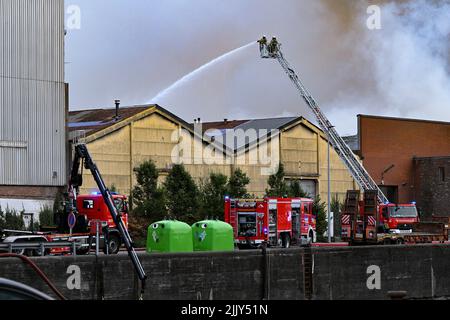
[341, 190, 447, 245]
[50, 192, 130, 255]
[224, 197, 316, 248]
[1, 193, 129, 256]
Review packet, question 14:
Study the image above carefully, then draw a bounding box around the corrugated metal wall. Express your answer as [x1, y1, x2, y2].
[0, 0, 66, 186]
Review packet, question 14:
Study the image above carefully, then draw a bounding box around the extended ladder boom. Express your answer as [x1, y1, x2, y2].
[70, 144, 147, 296]
[259, 38, 388, 204]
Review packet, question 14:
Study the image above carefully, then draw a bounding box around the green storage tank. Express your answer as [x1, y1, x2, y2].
[192, 220, 234, 252]
[146, 220, 193, 253]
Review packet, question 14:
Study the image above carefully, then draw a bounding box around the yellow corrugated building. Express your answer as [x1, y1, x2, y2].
[69, 104, 357, 206]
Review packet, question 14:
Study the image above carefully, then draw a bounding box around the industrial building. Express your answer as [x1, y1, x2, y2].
[0, 0, 67, 216]
[68, 104, 357, 205]
[345, 114, 450, 217]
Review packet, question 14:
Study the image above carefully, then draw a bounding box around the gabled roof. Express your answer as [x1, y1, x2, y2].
[69, 104, 329, 154]
[68, 104, 194, 142]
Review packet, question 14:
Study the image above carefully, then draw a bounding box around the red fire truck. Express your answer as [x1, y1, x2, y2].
[341, 190, 420, 242]
[340, 190, 448, 245]
[224, 197, 316, 248]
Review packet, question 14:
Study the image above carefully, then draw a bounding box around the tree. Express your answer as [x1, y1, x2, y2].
[266, 163, 288, 197]
[227, 168, 250, 198]
[331, 193, 343, 240]
[0, 207, 25, 231]
[288, 180, 308, 198]
[313, 195, 328, 242]
[131, 160, 167, 221]
[199, 173, 228, 220]
[164, 164, 199, 225]
[39, 205, 55, 227]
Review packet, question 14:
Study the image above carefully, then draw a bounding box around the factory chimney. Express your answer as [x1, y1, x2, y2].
[114, 100, 121, 121]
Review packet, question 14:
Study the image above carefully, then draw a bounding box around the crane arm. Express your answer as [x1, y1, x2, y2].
[70, 144, 147, 297]
[259, 38, 388, 204]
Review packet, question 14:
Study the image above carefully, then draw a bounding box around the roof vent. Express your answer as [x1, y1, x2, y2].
[114, 99, 121, 121]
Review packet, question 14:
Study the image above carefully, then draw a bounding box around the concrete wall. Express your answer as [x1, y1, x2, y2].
[0, 249, 304, 300]
[2, 245, 450, 300]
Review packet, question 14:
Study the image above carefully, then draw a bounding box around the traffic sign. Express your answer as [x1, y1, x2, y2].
[68, 212, 76, 229]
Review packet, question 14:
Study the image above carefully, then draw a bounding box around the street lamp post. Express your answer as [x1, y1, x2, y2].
[327, 126, 334, 243]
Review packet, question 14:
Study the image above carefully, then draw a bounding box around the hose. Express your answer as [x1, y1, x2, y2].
[0, 253, 66, 300]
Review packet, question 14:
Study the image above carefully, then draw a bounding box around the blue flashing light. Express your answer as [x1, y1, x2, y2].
[411, 201, 416, 205]
[263, 227, 268, 235]
[224, 196, 230, 200]
[91, 192, 101, 195]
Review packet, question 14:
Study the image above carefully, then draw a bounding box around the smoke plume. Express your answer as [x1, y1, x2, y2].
[66, 0, 450, 135]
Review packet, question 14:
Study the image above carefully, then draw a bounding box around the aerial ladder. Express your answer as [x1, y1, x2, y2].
[258, 36, 389, 204]
[69, 142, 147, 298]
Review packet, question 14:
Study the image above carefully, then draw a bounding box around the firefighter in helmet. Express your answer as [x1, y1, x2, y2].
[258, 36, 267, 48]
[258, 36, 268, 56]
[268, 37, 279, 56]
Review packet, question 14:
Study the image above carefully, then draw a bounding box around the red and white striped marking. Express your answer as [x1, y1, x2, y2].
[367, 216, 376, 226]
[341, 215, 350, 225]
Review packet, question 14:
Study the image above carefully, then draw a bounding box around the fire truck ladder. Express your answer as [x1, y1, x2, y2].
[70, 143, 147, 298]
[259, 38, 389, 204]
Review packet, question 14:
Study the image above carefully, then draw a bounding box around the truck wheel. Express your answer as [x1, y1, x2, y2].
[104, 234, 121, 254]
[282, 234, 291, 248]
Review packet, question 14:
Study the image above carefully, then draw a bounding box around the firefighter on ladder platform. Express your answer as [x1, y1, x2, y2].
[258, 36, 268, 58]
[268, 37, 280, 57]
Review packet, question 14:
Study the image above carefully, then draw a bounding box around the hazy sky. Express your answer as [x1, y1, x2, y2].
[65, 0, 450, 135]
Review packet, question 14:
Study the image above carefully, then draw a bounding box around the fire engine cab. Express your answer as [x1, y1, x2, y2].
[224, 197, 316, 248]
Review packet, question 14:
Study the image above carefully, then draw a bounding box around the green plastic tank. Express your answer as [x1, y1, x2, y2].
[146, 220, 193, 253]
[192, 220, 234, 252]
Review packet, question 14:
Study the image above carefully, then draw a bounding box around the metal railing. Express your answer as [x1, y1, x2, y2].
[0, 241, 80, 257]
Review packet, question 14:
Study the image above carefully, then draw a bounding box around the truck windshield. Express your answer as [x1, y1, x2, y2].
[114, 199, 124, 212]
[388, 206, 417, 218]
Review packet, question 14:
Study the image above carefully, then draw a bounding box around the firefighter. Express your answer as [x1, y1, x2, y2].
[268, 37, 279, 56]
[258, 36, 268, 56]
[258, 36, 267, 49]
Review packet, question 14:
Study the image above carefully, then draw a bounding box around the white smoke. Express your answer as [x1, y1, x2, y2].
[327, 0, 450, 135]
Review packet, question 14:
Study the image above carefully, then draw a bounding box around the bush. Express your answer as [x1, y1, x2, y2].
[39, 205, 55, 227]
[0, 207, 25, 231]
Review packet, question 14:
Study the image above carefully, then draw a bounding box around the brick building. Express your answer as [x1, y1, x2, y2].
[346, 115, 450, 216]
[414, 157, 450, 218]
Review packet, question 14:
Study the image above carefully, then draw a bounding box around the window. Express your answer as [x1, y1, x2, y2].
[388, 206, 418, 218]
[439, 167, 445, 182]
[82, 200, 94, 209]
